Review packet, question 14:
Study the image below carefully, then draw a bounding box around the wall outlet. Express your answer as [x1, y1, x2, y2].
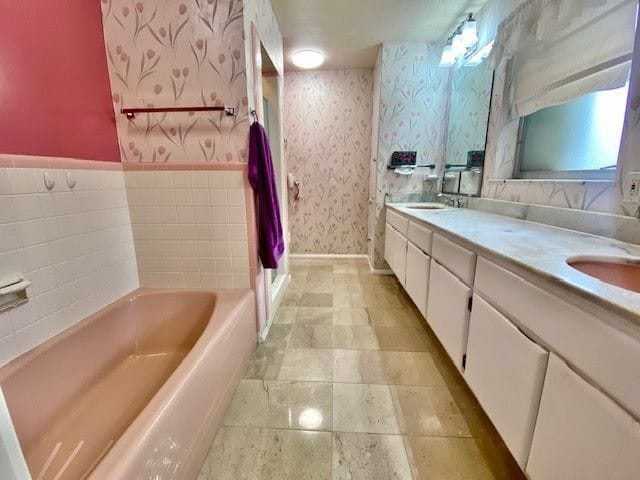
[623, 171, 640, 204]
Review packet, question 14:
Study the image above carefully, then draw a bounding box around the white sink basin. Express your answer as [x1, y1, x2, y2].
[403, 203, 448, 210]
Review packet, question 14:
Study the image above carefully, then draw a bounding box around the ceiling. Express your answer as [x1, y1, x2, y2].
[270, 0, 489, 70]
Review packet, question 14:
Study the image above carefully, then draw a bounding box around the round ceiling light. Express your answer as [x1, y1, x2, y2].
[292, 50, 324, 69]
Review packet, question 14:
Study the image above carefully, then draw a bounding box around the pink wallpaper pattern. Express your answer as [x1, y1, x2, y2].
[370, 43, 450, 269]
[101, 0, 250, 163]
[284, 70, 373, 254]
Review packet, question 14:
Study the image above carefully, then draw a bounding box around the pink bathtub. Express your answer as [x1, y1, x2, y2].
[0, 289, 256, 480]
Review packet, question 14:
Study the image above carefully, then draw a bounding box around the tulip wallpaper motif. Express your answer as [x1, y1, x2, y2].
[370, 43, 450, 269]
[284, 70, 373, 254]
[101, 0, 250, 163]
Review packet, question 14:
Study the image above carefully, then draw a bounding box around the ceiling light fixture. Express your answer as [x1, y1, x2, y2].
[292, 50, 325, 69]
[439, 13, 480, 67]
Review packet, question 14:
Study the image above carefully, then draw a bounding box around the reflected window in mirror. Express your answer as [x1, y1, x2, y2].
[515, 83, 630, 180]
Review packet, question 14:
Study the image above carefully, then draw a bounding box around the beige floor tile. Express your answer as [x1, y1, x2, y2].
[404, 436, 497, 480]
[333, 264, 361, 274]
[333, 292, 367, 307]
[332, 432, 412, 480]
[332, 325, 380, 350]
[368, 307, 423, 328]
[224, 379, 332, 431]
[296, 307, 334, 325]
[333, 273, 362, 284]
[261, 324, 293, 349]
[278, 348, 334, 382]
[333, 383, 400, 434]
[289, 324, 334, 348]
[281, 291, 302, 306]
[245, 345, 286, 380]
[333, 350, 447, 386]
[391, 385, 471, 437]
[273, 306, 298, 325]
[298, 292, 334, 307]
[382, 351, 446, 386]
[332, 308, 370, 326]
[364, 292, 407, 309]
[307, 270, 335, 283]
[375, 327, 434, 352]
[449, 387, 501, 439]
[333, 350, 387, 384]
[199, 427, 332, 480]
[302, 281, 335, 294]
[254, 429, 332, 479]
[474, 437, 527, 480]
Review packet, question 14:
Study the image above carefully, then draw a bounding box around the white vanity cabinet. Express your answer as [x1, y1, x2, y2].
[526, 354, 640, 480]
[465, 295, 548, 468]
[426, 260, 472, 370]
[405, 242, 430, 316]
[384, 222, 394, 270]
[391, 228, 408, 286]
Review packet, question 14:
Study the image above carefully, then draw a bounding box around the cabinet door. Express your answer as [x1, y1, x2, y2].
[384, 223, 394, 270]
[527, 354, 640, 480]
[392, 229, 408, 286]
[465, 295, 548, 468]
[426, 261, 471, 370]
[405, 242, 429, 316]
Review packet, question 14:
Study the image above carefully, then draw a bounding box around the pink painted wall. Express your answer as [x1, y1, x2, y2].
[0, 1, 120, 162]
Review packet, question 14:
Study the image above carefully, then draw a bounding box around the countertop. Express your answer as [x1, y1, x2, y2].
[386, 203, 640, 327]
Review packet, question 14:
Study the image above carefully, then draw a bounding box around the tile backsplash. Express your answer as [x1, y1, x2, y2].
[124, 170, 250, 289]
[0, 167, 139, 366]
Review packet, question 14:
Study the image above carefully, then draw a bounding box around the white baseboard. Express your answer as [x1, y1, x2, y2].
[290, 253, 368, 259]
[367, 255, 393, 275]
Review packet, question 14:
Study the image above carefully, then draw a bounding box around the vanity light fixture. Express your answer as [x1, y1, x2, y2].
[292, 50, 325, 69]
[466, 40, 494, 66]
[461, 14, 478, 48]
[439, 40, 456, 66]
[439, 13, 479, 67]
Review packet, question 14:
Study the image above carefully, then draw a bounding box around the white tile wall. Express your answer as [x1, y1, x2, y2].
[124, 170, 250, 290]
[0, 168, 139, 367]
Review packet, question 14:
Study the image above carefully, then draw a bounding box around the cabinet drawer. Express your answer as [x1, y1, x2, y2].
[527, 354, 640, 480]
[426, 260, 472, 370]
[384, 223, 394, 268]
[465, 295, 548, 468]
[431, 234, 476, 286]
[408, 221, 433, 254]
[386, 209, 409, 236]
[405, 242, 430, 316]
[475, 257, 640, 419]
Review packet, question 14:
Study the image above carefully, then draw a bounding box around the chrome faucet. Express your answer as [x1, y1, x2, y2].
[436, 193, 461, 208]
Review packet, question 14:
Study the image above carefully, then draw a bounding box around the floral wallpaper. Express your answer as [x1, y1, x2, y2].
[101, 0, 250, 163]
[369, 43, 450, 269]
[284, 70, 373, 254]
[445, 67, 493, 166]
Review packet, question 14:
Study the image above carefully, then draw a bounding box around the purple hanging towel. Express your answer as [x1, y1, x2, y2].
[248, 121, 285, 269]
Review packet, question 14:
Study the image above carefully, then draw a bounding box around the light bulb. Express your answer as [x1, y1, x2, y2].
[439, 44, 456, 66]
[451, 33, 466, 58]
[462, 19, 478, 48]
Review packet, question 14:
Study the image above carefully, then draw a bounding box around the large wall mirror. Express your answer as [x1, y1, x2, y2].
[443, 66, 494, 196]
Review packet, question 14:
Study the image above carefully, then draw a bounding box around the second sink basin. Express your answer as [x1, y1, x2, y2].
[567, 256, 640, 294]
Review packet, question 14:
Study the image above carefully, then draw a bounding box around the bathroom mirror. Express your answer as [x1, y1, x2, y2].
[444, 66, 494, 167]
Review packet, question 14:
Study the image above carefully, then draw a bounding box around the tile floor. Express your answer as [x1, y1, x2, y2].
[198, 258, 525, 480]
